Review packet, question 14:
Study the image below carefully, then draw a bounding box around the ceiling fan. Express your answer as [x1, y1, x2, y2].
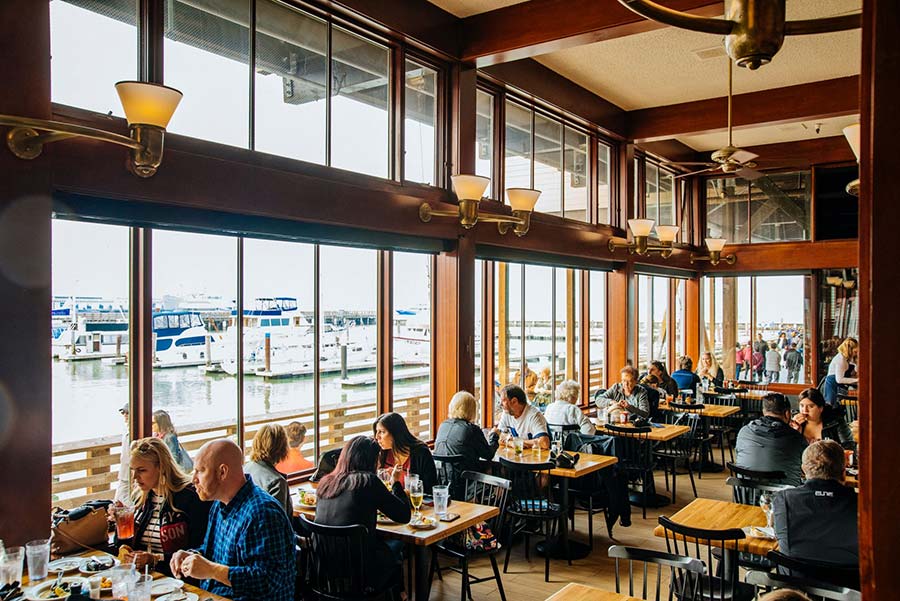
[663, 60, 764, 181]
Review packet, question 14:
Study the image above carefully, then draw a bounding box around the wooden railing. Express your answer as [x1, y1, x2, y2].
[51, 394, 431, 509]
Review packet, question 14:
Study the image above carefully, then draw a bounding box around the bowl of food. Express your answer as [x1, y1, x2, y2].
[79, 554, 118, 574]
[47, 558, 83, 574]
[298, 490, 317, 507]
[26, 577, 88, 600]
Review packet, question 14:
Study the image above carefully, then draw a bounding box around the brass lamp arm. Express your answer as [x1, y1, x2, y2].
[0, 115, 143, 159]
[477, 214, 523, 225]
[785, 14, 862, 35]
[618, 0, 733, 35]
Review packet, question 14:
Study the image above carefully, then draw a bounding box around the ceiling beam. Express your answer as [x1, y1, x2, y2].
[629, 76, 859, 141]
[735, 135, 856, 170]
[461, 0, 722, 66]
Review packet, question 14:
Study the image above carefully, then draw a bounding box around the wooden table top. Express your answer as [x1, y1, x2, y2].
[494, 447, 618, 478]
[734, 390, 769, 400]
[596, 422, 691, 442]
[653, 498, 778, 556]
[293, 495, 499, 547]
[546, 583, 641, 601]
[659, 401, 741, 418]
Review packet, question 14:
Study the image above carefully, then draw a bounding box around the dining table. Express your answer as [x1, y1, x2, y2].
[546, 582, 642, 601]
[293, 484, 499, 601]
[652, 497, 779, 556]
[494, 446, 618, 560]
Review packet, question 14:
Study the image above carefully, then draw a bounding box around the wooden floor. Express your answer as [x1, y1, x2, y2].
[427, 467, 733, 601]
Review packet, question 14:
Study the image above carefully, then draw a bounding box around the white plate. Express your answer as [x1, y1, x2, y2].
[78, 555, 119, 574]
[47, 558, 83, 573]
[150, 578, 184, 596]
[408, 516, 438, 530]
[25, 576, 88, 600]
[156, 592, 199, 601]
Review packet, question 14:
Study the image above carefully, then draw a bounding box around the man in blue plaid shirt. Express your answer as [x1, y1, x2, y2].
[170, 439, 295, 601]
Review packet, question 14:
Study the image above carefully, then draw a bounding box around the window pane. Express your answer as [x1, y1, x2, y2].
[564, 128, 588, 221]
[404, 60, 437, 185]
[597, 143, 612, 225]
[652, 276, 669, 368]
[533, 114, 562, 216]
[476, 91, 494, 198]
[523, 265, 552, 408]
[674, 279, 685, 359]
[52, 220, 131, 507]
[331, 27, 389, 178]
[319, 246, 378, 453]
[557, 269, 580, 386]
[241, 239, 316, 473]
[50, 0, 137, 115]
[818, 269, 858, 383]
[392, 252, 432, 440]
[164, 0, 250, 147]
[659, 169, 675, 225]
[152, 230, 238, 471]
[495, 262, 522, 421]
[750, 172, 811, 242]
[254, 1, 326, 164]
[504, 102, 532, 190]
[637, 275, 651, 372]
[707, 178, 749, 244]
[755, 275, 809, 384]
[645, 163, 659, 221]
[589, 271, 606, 394]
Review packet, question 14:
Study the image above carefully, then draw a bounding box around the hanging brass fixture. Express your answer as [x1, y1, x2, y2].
[616, 0, 861, 70]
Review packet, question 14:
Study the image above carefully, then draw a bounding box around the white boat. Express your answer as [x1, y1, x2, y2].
[152, 311, 217, 368]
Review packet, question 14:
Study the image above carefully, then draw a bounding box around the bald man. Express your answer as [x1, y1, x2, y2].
[170, 439, 295, 601]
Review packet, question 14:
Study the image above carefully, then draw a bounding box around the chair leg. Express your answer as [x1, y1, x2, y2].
[503, 535, 512, 573]
[671, 460, 678, 504]
[489, 555, 507, 601]
[686, 459, 698, 498]
[719, 436, 726, 467]
[460, 557, 469, 601]
[587, 497, 594, 550]
[431, 548, 442, 582]
[524, 533, 530, 561]
[544, 528, 551, 582]
[663, 461, 670, 491]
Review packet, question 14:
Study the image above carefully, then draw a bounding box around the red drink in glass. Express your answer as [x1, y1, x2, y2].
[115, 505, 135, 541]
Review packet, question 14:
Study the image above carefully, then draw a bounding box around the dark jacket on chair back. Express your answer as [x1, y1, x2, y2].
[434, 418, 499, 498]
[735, 415, 807, 486]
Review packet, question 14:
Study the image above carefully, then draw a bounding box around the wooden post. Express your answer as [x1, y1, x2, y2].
[497, 262, 509, 386]
[685, 277, 701, 362]
[264, 333, 271, 373]
[723, 278, 738, 380]
[86, 447, 112, 494]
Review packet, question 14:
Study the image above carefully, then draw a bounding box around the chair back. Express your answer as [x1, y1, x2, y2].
[498, 457, 557, 518]
[766, 550, 860, 590]
[658, 515, 746, 601]
[739, 395, 765, 424]
[738, 380, 768, 392]
[460, 470, 510, 532]
[842, 399, 859, 422]
[608, 545, 704, 601]
[745, 569, 862, 601]
[432, 453, 465, 490]
[724, 476, 792, 506]
[604, 424, 654, 476]
[547, 423, 579, 440]
[297, 514, 378, 599]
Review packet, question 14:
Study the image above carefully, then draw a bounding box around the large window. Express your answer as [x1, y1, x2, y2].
[645, 162, 677, 226]
[504, 101, 532, 190]
[597, 142, 612, 225]
[702, 275, 811, 384]
[707, 172, 812, 244]
[637, 275, 670, 372]
[564, 127, 589, 221]
[532, 114, 562, 216]
[588, 271, 606, 394]
[404, 60, 438, 185]
[476, 92, 494, 198]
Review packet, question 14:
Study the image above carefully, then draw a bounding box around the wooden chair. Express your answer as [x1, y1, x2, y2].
[608, 545, 705, 601]
[701, 391, 739, 463]
[430, 470, 510, 601]
[724, 477, 792, 507]
[766, 550, 860, 591]
[499, 457, 564, 582]
[658, 516, 755, 601]
[745, 569, 862, 601]
[668, 402, 715, 478]
[297, 514, 400, 601]
[841, 398, 859, 422]
[726, 462, 786, 482]
[604, 424, 655, 518]
[653, 410, 699, 503]
[432, 453, 466, 498]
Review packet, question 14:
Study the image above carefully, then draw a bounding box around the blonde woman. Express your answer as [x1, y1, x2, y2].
[244, 424, 291, 516]
[696, 351, 724, 387]
[824, 337, 859, 405]
[434, 391, 499, 498]
[152, 410, 193, 473]
[118, 437, 210, 574]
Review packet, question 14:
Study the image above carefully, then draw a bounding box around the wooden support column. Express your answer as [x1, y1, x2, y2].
[606, 265, 632, 387]
[616, 144, 636, 230]
[377, 250, 393, 415]
[859, 1, 900, 597]
[433, 234, 475, 437]
[130, 229, 153, 440]
[496, 262, 509, 387]
[0, 0, 52, 545]
[450, 64, 478, 178]
[685, 277, 701, 362]
[566, 269, 576, 380]
[722, 278, 738, 380]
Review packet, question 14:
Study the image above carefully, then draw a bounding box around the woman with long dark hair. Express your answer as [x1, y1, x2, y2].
[791, 387, 856, 451]
[315, 437, 410, 592]
[373, 412, 437, 493]
[649, 360, 679, 396]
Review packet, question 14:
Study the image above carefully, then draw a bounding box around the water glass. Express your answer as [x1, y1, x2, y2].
[513, 437, 524, 455]
[759, 492, 774, 530]
[0, 546, 24, 586]
[87, 576, 103, 600]
[25, 539, 49, 582]
[406, 473, 420, 492]
[127, 574, 153, 601]
[433, 485, 450, 518]
[110, 565, 138, 599]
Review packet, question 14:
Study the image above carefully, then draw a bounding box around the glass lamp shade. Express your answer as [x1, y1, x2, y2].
[115, 81, 183, 128]
[655, 225, 680, 243]
[705, 237, 727, 252]
[506, 188, 541, 212]
[842, 124, 861, 161]
[451, 174, 490, 201]
[627, 219, 655, 238]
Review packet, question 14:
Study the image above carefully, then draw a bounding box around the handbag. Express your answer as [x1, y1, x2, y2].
[50, 500, 112, 555]
[550, 450, 580, 469]
[450, 521, 499, 552]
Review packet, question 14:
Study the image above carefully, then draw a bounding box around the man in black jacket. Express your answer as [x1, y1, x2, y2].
[772, 439, 858, 567]
[734, 393, 807, 485]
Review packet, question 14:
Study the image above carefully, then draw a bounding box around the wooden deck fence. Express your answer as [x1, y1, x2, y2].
[51, 393, 431, 509]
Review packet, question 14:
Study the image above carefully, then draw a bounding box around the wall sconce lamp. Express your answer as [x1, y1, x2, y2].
[0, 81, 182, 178]
[419, 175, 540, 236]
[690, 237, 737, 266]
[842, 123, 860, 196]
[608, 219, 679, 257]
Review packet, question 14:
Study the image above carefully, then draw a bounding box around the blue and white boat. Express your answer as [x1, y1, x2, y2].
[152, 310, 216, 368]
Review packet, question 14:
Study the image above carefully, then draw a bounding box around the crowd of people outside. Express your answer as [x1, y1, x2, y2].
[733, 327, 807, 384]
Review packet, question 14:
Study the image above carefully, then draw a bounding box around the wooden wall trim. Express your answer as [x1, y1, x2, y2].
[702, 240, 858, 273]
[629, 76, 860, 142]
[460, 0, 721, 67]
